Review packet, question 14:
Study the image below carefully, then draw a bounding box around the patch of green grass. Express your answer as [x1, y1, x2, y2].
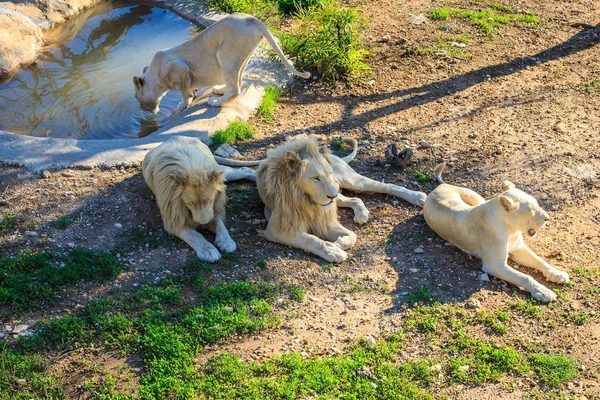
[476, 311, 510, 335]
[429, 6, 540, 35]
[583, 80, 600, 93]
[257, 85, 282, 121]
[212, 120, 255, 148]
[406, 286, 434, 304]
[572, 265, 600, 279]
[255, 259, 268, 269]
[208, 0, 282, 26]
[529, 353, 578, 386]
[114, 227, 161, 254]
[51, 215, 74, 230]
[566, 311, 589, 326]
[508, 298, 541, 318]
[0, 213, 23, 233]
[277, 0, 369, 82]
[413, 171, 431, 184]
[342, 283, 373, 294]
[0, 249, 124, 311]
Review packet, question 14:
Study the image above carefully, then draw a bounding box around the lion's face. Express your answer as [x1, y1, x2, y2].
[290, 149, 339, 207]
[174, 170, 225, 225]
[498, 182, 549, 237]
[133, 67, 165, 113]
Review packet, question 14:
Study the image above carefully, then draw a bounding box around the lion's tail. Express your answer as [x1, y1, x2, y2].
[256, 20, 311, 79]
[214, 156, 262, 167]
[434, 163, 446, 184]
[340, 137, 358, 164]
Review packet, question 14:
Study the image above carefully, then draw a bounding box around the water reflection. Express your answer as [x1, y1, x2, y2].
[0, 1, 195, 139]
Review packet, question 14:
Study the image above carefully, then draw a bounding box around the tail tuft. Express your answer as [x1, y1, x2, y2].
[434, 163, 446, 184]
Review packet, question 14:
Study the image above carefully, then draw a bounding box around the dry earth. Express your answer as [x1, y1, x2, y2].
[1, 0, 600, 398]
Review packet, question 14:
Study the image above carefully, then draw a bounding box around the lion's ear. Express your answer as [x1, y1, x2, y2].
[501, 181, 516, 191]
[169, 173, 187, 185]
[210, 169, 225, 183]
[285, 150, 303, 171]
[319, 145, 330, 154]
[143, 66, 148, 74]
[133, 76, 144, 88]
[499, 195, 519, 212]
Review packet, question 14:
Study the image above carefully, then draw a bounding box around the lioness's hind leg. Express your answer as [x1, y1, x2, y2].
[208, 53, 244, 107]
[336, 193, 369, 225]
[212, 85, 227, 95]
[509, 245, 570, 284]
[339, 171, 426, 207]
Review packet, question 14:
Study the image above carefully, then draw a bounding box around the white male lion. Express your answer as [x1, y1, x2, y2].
[143, 136, 254, 262]
[250, 136, 427, 263]
[133, 13, 310, 113]
[423, 164, 570, 302]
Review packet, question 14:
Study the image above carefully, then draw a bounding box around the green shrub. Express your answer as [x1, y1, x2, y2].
[209, 0, 282, 25]
[257, 85, 282, 121]
[277, 0, 369, 82]
[529, 354, 578, 386]
[212, 120, 255, 147]
[276, 0, 320, 14]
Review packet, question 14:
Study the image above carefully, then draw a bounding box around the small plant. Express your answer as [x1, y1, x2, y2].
[51, 215, 73, 230]
[0, 213, 22, 233]
[429, 6, 540, 35]
[414, 171, 431, 184]
[257, 85, 282, 121]
[208, 0, 282, 26]
[277, 0, 369, 82]
[276, 0, 320, 14]
[529, 353, 578, 386]
[255, 259, 268, 269]
[583, 80, 600, 93]
[406, 286, 434, 304]
[212, 120, 255, 148]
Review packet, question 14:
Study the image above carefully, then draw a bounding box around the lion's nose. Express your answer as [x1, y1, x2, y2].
[327, 195, 337, 200]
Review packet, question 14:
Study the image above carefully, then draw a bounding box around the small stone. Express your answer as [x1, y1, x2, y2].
[214, 143, 242, 159]
[114, 223, 123, 229]
[379, 34, 391, 43]
[395, 37, 407, 45]
[365, 336, 376, 346]
[392, 257, 398, 262]
[449, 41, 466, 48]
[251, 219, 262, 225]
[458, 365, 470, 372]
[24, 231, 38, 237]
[67, 242, 75, 249]
[61, 171, 75, 178]
[420, 140, 433, 148]
[408, 13, 428, 25]
[479, 273, 490, 282]
[0, 333, 5, 339]
[42, 171, 51, 178]
[414, 247, 425, 254]
[441, 24, 453, 31]
[409, 268, 419, 273]
[554, 122, 567, 134]
[466, 299, 481, 309]
[15, 378, 26, 386]
[430, 363, 442, 372]
[224, 306, 234, 312]
[13, 324, 29, 334]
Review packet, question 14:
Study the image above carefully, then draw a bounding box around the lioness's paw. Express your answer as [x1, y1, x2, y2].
[411, 191, 427, 207]
[208, 97, 222, 107]
[196, 244, 221, 263]
[546, 269, 570, 284]
[354, 210, 369, 225]
[334, 235, 356, 250]
[321, 242, 348, 263]
[215, 235, 236, 253]
[530, 285, 557, 303]
[239, 167, 256, 181]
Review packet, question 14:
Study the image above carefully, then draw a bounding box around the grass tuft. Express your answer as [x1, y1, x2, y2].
[529, 354, 578, 386]
[257, 85, 282, 121]
[212, 120, 255, 148]
[429, 6, 540, 35]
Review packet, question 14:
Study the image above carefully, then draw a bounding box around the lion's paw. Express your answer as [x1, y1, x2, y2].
[321, 242, 348, 263]
[354, 210, 369, 225]
[530, 284, 557, 303]
[195, 244, 221, 263]
[208, 97, 222, 107]
[239, 167, 256, 181]
[334, 235, 355, 250]
[411, 191, 427, 207]
[545, 269, 570, 284]
[215, 235, 236, 253]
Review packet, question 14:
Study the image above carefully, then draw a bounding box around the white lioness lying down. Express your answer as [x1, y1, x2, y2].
[133, 13, 310, 113]
[423, 164, 569, 302]
[243, 136, 426, 263]
[143, 136, 254, 262]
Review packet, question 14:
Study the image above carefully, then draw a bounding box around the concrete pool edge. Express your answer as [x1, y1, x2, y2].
[0, 0, 293, 172]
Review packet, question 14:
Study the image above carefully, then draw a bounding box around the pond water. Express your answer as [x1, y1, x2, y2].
[0, 1, 196, 139]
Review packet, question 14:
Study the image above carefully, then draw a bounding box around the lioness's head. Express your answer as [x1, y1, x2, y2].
[498, 181, 549, 237]
[133, 66, 165, 113]
[172, 169, 226, 225]
[271, 137, 340, 208]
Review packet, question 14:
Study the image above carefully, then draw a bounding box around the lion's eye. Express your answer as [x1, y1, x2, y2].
[313, 177, 320, 182]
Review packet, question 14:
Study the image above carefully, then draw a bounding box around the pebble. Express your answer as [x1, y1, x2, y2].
[15, 378, 26, 386]
[61, 171, 75, 178]
[466, 299, 481, 309]
[420, 140, 433, 148]
[479, 273, 490, 282]
[12, 324, 29, 334]
[42, 171, 51, 178]
[450, 41, 467, 48]
[554, 122, 567, 134]
[408, 13, 428, 25]
[214, 143, 241, 159]
[114, 223, 123, 229]
[392, 257, 398, 262]
[409, 268, 419, 273]
[441, 24, 453, 31]
[365, 336, 376, 346]
[395, 37, 407, 45]
[414, 247, 425, 254]
[379, 34, 391, 43]
[458, 365, 470, 372]
[67, 242, 75, 249]
[430, 363, 442, 372]
[24, 231, 38, 237]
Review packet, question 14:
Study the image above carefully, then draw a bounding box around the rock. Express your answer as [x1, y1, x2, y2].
[61, 171, 75, 178]
[392, 257, 398, 263]
[0, 333, 5, 338]
[466, 299, 481, 309]
[114, 223, 123, 229]
[430, 363, 442, 373]
[414, 247, 425, 254]
[0, 198, 8, 207]
[214, 143, 241, 159]
[67, 242, 75, 248]
[15, 378, 26, 386]
[42, 171, 51, 178]
[12, 324, 29, 334]
[365, 336, 376, 346]
[378, 34, 391, 43]
[408, 13, 428, 25]
[24, 231, 38, 237]
[441, 24, 453, 31]
[450, 41, 467, 48]
[419, 140, 433, 148]
[458, 365, 470, 372]
[251, 219, 262, 225]
[554, 122, 567, 134]
[223, 306, 234, 312]
[409, 268, 419, 273]
[479, 273, 490, 282]
[396, 37, 407, 45]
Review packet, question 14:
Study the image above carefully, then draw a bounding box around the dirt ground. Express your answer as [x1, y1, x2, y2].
[1, 0, 599, 398]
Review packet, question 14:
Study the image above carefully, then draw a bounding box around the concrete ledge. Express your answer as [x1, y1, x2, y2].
[0, 0, 292, 171]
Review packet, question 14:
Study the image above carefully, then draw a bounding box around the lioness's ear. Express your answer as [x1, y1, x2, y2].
[169, 173, 187, 185]
[210, 170, 225, 183]
[133, 76, 144, 88]
[501, 181, 516, 191]
[285, 150, 303, 171]
[499, 195, 519, 212]
[143, 66, 148, 74]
